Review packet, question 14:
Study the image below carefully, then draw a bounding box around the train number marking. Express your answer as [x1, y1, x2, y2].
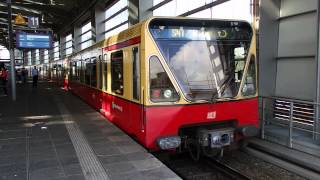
[207, 111, 216, 119]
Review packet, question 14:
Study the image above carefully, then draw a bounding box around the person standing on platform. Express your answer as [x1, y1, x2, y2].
[0, 66, 8, 96]
[21, 68, 26, 84]
[32, 66, 39, 87]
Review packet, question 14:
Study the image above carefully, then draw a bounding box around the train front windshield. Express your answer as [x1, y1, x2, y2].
[149, 19, 253, 101]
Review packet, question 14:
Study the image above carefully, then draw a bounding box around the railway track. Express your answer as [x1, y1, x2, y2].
[154, 152, 251, 180]
[203, 157, 251, 180]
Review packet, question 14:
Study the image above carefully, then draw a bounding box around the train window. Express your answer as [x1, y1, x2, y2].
[98, 55, 103, 89]
[132, 47, 140, 100]
[242, 56, 256, 96]
[103, 54, 108, 91]
[69, 62, 72, 80]
[85, 59, 91, 86]
[70, 62, 76, 81]
[149, 56, 179, 102]
[69, 63, 72, 80]
[76, 61, 81, 82]
[111, 51, 124, 95]
[80, 61, 85, 83]
[90, 57, 97, 88]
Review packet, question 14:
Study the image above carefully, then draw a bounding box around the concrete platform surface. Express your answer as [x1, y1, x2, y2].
[0, 82, 181, 180]
[247, 138, 320, 174]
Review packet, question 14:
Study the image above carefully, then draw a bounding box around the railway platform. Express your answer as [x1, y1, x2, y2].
[246, 138, 320, 179]
[0, 82, 181, 180]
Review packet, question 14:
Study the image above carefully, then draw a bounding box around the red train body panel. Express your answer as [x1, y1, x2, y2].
[68, 82, 258, 150]
[144, 98, 258, 149]
[69, 82, 147, 145]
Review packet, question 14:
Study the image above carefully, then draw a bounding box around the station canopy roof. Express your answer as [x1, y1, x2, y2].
[0, 0, 98, 47]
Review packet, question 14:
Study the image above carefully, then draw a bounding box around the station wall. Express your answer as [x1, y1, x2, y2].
[260, 0, 318, 101]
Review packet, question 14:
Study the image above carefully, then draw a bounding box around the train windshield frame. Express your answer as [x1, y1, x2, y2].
[149, 18, 253, 102]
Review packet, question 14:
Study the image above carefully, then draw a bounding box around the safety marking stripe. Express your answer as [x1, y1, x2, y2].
[55, 99, 110, 180]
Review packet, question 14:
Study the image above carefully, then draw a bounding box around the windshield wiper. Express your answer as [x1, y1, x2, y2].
[209, 76, 234, 103]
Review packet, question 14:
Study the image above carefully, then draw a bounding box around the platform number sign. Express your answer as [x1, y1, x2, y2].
[28, 16, 39, 28]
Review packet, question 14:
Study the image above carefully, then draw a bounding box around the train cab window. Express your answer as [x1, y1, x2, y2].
[242, 56, 256, 96]
[103, 54, 108, 91]
[111, 51, 124, 95]
[90, 57, 97, 87]
[149, 56, 179, 102]
[132, 47, 140, 100]
[228, 46, 246, 96]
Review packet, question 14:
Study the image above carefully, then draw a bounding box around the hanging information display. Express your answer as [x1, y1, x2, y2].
[16, 32, 52, 49]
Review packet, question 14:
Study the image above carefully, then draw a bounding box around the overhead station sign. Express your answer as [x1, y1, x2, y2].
[14, 13, 26, 25]
[16, 33, 52, 49]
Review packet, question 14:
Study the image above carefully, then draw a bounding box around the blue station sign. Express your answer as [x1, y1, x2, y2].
[16, 32, 53, 49]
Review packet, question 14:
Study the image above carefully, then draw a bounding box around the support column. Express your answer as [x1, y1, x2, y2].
[74, 26, 82, 53]
[95, 0, 106, 42]
[139, 0, 153, 21]
[60, 36, 66, 59]
[7, 0, 16, 101]
[315, 0, 320, 140]
[128, 0, 139, 25]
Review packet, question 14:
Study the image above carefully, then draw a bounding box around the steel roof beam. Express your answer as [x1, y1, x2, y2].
[0, 2, 41, 14]
[0, 10, 29, 18]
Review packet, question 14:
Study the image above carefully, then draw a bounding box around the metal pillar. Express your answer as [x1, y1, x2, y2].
[315, 0, 320, 140]
[7, 0, 16, 101]
[288, 102, 294, 148]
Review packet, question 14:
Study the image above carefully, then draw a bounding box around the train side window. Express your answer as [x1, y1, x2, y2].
[90, 57, 97, 87]
[111, 51, 124, 95]
[98, 55, 103, 89]
[76, 61, 81, 82]
[80, 60, 85, 83]
[149, 56, 179, 102]
[85, 58, 91, 86]
[69, 62, 73, 81]
[132, 47, 140, 100]
[103, 54, 108, 91]
[70, 62, 76, 81]
[242, 55, 256, 96]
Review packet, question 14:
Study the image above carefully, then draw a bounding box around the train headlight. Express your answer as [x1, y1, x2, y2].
[157, 136, 181, 150]
[163, 89, 172, 99]
[211, 135, 220, 145]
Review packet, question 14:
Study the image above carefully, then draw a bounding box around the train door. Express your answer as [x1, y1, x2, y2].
[129, 46, 143, 136]
[101, 52, 111, 118]
[110, 50, 126, 128]
[97, 54, 103, 90]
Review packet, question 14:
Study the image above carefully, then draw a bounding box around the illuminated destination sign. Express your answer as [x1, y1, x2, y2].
[16, 33, 52, 49]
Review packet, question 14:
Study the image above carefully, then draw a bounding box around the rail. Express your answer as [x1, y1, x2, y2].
[154, 152, 251, 180]
[204, 158, 251, 180]
[260, 96, 320, 149]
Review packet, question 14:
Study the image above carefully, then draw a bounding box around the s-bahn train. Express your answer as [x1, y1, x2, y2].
[52, 17, 258, 157]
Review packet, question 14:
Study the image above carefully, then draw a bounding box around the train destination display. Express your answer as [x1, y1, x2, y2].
[16, 33, 52, 49]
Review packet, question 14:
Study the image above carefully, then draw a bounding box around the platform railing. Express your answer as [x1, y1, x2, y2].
[260, 96, 320, 149]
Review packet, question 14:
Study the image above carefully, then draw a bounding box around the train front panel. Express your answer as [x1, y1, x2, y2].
[142, 17, 258, 151]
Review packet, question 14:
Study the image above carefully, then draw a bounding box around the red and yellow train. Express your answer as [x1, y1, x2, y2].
[51, 17, 258, 156]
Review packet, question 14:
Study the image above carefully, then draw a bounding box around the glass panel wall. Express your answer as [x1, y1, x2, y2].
[81, 22, 93, 50]
[152, 0, 252, 22]
[104, 0, 129, 38]
[65, 34, 73, 56]
[54, 41, 60, 61]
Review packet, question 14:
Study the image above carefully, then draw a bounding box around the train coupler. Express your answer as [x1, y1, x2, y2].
[198, 128, 234, 149]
